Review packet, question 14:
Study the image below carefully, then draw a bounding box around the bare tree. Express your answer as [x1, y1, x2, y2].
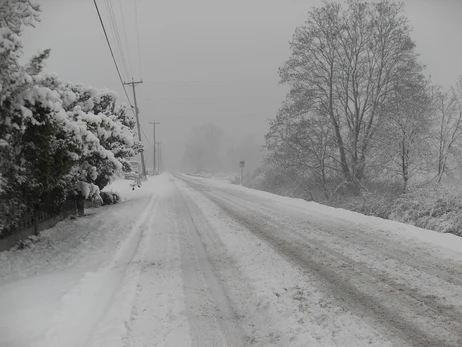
[266, 88, 343, 200]
[433, 79, 462, 183]
[375, 74, 433, 193]
[277, 0, 421, 194]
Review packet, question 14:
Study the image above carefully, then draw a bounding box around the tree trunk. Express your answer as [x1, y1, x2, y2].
[33, 209, 39, 236]
[347, 180, 361, 196]
[76, 195, 85, 217]
[401, 140, 409, 194]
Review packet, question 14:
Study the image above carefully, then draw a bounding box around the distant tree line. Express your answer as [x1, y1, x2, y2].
[180, 124, 262, 174]
[0, 1, 142, 236]
[265, 0, 462, 200]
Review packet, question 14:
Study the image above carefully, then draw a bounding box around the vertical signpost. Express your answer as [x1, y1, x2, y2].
[240, 160, 245, 186]
[156, 141, 162, 174]
[149, 121, 160, 175]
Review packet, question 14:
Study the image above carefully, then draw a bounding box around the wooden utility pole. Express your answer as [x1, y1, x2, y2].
[123, 78, 146, 177]
[240, 160, 245, 186]
[149, 121, 160, 175]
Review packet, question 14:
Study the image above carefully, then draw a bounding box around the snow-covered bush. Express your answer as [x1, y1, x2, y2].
[100, 191, 120, 206]
[335, 192, 396, 220]
[389, 184, 462, 236]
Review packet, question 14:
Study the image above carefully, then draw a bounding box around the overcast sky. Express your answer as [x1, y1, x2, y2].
[21, 0, 462, 172]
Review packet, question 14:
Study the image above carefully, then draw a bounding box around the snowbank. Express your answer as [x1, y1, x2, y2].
[187, 175, 462, 256]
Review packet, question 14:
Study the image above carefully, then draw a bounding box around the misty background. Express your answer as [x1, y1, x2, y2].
[21, 0, 462, 174]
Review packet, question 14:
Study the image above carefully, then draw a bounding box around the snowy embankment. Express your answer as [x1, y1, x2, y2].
[242, 180, 462, 250]
[201, 175, 462, 256]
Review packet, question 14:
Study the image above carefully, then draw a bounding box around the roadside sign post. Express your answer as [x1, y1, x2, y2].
[240, 160, 245, 186]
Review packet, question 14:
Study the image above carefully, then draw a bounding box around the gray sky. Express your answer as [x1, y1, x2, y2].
[22, 0, 462, 172]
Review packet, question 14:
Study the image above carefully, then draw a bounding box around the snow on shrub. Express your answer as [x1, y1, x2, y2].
[100, 191, 120, 206]
[389, 184, 462, 236]
[77, 182, 102, 204]
[332, 183, 462, 237]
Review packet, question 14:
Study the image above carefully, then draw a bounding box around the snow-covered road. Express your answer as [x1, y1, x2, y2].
[1, 173, 462, 346]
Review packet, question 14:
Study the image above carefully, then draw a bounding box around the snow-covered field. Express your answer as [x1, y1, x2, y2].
[1, 173, 462, 346]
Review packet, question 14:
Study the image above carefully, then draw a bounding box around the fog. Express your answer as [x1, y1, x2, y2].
[21, 0, 462, 174]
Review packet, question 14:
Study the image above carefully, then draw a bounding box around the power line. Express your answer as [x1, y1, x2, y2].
[142, 96, 280, 103]
[117, 0, 134, 77]
[143, 80, 277, 86]
[92, 0, 133, 107]
[141, 126, 152, 146]
[105, 0, 131, 79]
[133, 0, 143, 78]
[108, 0, 130, 78]
[94, 0, 151, 158]
[95, 0, 150, 152]
[103, 0, 126, 79]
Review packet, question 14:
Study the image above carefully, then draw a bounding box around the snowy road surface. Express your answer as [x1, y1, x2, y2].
[1, 174, 462, 346]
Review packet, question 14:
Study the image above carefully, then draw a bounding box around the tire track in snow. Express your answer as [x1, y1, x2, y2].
[123, 189, 192, 347]
[175, 176, 392, 346]
[172, 178, 247, 346]
[178, 175, 462, 347]
[32, 192, 159, 347]
[87, 194, 162, 347]
[180, 175, 462, 309]
[209, 194, 460, 346]
[209, 181, 462, 288]
[209, 187, 462, 311]
[206, 185, 462, 319]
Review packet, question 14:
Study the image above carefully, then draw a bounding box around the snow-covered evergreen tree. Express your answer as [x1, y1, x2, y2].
[0, 1, 142, 236]
[0, 0, 41, 234]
